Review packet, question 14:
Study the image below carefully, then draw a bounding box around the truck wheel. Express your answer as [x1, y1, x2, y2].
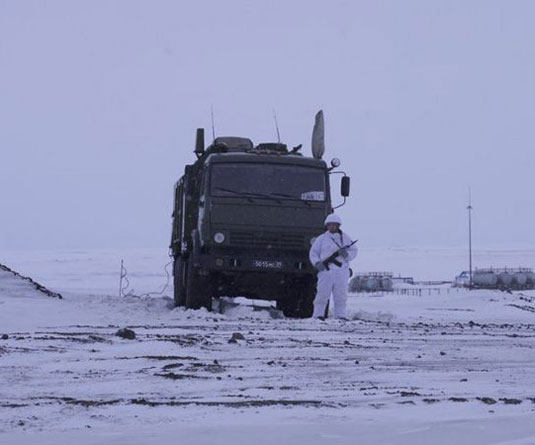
[173, 258, 187, 307]
[297, 280, 315, 318]
[185, 261, 212, 311]
[276, 298, 295, 318]
[278, 279, 315, 319]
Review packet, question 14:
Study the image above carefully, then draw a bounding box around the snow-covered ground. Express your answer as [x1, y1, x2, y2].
[1, 247, 535, 444]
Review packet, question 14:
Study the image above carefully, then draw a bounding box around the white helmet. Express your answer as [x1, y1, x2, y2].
[324, 213, 342, 226]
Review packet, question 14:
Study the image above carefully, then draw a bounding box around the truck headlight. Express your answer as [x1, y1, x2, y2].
[213, 232, 225, 244]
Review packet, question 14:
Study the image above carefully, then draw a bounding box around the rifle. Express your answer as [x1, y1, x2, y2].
[320, 239, 358, 271]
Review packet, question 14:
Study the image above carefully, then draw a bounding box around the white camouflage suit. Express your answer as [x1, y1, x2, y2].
[309, 229, 358, 318]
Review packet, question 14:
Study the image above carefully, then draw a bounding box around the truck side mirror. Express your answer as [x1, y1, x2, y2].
[341, 176, 350, 197]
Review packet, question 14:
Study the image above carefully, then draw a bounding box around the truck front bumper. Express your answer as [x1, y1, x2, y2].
[197, 250, 313, 275]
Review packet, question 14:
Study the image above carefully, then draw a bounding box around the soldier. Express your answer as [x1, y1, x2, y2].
[309, 214, 358, 319]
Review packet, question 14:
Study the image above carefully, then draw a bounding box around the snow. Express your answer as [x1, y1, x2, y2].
[3, 411, 535, 445]
[1, 247, 535, 444]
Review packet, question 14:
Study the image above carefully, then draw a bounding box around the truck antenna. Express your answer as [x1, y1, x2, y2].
[272, 109, 281, 144]
[210, 105, 216, 142]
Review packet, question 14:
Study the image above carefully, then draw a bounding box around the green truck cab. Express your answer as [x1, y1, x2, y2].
[170, 121, 350, 318]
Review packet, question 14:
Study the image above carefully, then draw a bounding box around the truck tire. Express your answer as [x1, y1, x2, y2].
[278, 279, 315, 318]
[298, 280, 315, 318]
[185, 260, 212, 311]
[173, 258, 187, 307]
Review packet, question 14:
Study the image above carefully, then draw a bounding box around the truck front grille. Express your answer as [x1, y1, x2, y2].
[230, 231, 305, 250]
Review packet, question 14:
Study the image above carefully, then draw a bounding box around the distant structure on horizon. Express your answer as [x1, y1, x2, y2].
[455, 267, 535, 290]
[349, 272, 394, 293]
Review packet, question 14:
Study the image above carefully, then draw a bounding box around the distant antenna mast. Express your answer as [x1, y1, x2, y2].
[210, 105, 216, 142]
[272, 109, 281, 143]
[467, 188, 473, 288]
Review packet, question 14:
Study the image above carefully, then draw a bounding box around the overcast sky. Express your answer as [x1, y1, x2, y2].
[1, 0, 534, 251]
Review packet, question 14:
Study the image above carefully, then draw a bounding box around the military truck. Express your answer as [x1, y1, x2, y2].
[170, 111, 350, 317]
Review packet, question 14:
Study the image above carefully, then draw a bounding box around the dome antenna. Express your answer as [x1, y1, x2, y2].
[311, 110, 325, 159]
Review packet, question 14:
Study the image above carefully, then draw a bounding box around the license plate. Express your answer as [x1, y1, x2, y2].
[253, 260, 283, 269]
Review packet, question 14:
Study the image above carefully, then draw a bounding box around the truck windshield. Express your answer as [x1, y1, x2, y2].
[210, 163, 326, 201]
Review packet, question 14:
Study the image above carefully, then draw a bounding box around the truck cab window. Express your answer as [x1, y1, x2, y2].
[210, 164, 326, 201]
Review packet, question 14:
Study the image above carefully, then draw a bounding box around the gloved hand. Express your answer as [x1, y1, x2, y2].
[338, 248, 349, 259]
[315, 261, 327, 271]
